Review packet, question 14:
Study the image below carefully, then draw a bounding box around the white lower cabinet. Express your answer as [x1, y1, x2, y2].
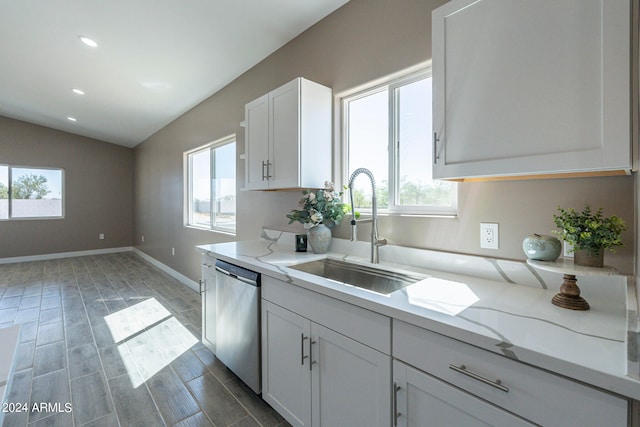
[311, 323, 390, 427]
[261, 277, 391, 427]
[393, 320, 628, 427]
[261, 276, 629, 427]
[392, 360, 533, 427]
[262, 300, 311, 426]
[200, 256, 216, 353]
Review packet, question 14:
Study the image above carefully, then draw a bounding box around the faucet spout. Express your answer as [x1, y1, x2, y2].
[347, 168, 386, 264]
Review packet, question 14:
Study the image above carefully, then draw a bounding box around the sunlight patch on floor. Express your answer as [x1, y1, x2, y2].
[105, 298, 199, 388]
[104, 297, 172, 342]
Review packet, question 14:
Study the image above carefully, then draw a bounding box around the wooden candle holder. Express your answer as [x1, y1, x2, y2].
[526, 259, 618, 311]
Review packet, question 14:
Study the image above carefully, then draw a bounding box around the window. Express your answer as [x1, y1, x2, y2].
[0, 165, 64, 220]
[343, 70, 456, 215]
[186, 135, 236, 233]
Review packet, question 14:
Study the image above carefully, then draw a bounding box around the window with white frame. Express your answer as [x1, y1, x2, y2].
[186, 135, 236, 233]
[0, 165, 64, 220]
[342, 70, 456, 215]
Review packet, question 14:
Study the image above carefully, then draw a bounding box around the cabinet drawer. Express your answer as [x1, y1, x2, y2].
[393, 320, 627, 427]
[263, 276, 390, 354]
[393, 360, 534, 427]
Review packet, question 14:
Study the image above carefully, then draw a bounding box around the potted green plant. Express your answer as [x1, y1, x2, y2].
[287, 181, 350, 253]
[552, 205, 627, 267]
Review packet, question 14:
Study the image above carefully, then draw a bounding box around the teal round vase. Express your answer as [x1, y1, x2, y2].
[308, 224, 331, 254]
[522, 234, 562, 261]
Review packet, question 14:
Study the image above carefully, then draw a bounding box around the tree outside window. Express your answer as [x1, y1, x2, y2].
[0, 166, 64, 219]
[343, 70, 457, 216]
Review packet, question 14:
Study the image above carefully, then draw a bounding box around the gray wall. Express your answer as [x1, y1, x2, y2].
[0, 116, 133, 257]
[134, 0, 635, 280]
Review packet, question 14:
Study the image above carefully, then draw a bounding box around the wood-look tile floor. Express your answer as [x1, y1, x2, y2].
[0, 252, 289, 427]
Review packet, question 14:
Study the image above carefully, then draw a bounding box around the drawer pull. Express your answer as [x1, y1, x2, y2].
[449, 364, 509, 393]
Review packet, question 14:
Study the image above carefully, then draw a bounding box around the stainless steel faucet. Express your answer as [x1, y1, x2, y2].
[348, 168, 387, 264]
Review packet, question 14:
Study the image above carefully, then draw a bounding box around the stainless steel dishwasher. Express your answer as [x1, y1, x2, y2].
[214, 259, 261, 394]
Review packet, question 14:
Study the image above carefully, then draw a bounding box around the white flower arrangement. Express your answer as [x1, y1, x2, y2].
[286, 181, 349, 228]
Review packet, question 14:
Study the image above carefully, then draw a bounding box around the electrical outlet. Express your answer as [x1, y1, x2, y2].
[141, 235, 145, 243]
[171, 247, 175, 256]
[99, 233, 105, 240]
[480, 223, 499, 249]
[563, 241, 574, 257]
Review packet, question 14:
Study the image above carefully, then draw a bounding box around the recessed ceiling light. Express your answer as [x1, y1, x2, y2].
[72, 88, 85, 95]
[78, 35, 98, 48]
[67, 117, 77, 122]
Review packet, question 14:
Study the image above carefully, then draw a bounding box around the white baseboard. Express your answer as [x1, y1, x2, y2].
[0, 246, 199, 294]
[0, 246, 134, 265]
[131, 248, 200, 293]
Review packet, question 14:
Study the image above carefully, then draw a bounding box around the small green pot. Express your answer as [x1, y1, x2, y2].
[522, 234, 562, 261]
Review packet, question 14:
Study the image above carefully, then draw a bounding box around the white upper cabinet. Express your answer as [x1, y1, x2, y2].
[432, 0, 631, 180]
[244, 77, 332, 190]
[245, 94, 270, 189]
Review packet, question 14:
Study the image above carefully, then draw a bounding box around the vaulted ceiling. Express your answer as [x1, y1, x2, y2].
[0, 0, 349, 147]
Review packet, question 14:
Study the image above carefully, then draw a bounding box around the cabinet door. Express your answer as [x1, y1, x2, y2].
[262, 300, 312, 427]
[201, 265, 216, 353]
[311, 324, 391, 427]
[269, 78, 301, 189]
[432, 0, 630, 179]
[393, 360, 533, 427]
[245, 93, 270, 190]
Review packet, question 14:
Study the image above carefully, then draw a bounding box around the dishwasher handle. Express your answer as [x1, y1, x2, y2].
[214, 259, 260, 287]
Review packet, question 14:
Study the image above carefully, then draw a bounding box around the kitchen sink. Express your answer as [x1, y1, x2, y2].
[288, 258, 426, 295]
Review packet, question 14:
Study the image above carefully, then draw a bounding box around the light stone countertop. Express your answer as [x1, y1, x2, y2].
[197, 229, 640, 400]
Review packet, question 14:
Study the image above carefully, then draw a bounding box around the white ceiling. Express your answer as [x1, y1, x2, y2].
[0, 0, 348, 148]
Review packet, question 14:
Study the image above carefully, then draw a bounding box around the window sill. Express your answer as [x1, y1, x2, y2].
[352, 210, 458, 219]
[0, 216, 65, 221]
[185, 224, 236, 236]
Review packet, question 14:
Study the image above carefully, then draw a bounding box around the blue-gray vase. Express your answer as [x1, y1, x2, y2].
[522, 233, 562, 261]
[308, 223, 331, 254]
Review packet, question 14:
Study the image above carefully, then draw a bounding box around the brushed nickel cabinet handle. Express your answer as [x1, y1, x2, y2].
[309, 339, 317, 371]
[261, 161, 267, 180]
[449, 364, 509, 393]
[301, 334, 308, 366]
[266, 161, 272, 179]
[393, 382, 401, 426]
